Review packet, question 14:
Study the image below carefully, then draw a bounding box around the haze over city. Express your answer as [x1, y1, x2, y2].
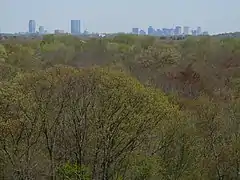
[1, 0, 240, 34]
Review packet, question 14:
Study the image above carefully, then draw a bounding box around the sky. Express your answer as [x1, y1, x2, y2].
[1, 0, 240, 34]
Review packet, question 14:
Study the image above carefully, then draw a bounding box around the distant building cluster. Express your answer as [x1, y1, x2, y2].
[27, 19, 85, 35]
[1, 19, 209, 37]
[132, 26, 209, 36]
[28, 20, 47, 34]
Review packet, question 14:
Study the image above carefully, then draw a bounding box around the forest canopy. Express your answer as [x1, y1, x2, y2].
[0, 34, 239, 180]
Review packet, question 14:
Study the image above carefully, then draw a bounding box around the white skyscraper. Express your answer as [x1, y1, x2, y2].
[183, 26, 190, 35]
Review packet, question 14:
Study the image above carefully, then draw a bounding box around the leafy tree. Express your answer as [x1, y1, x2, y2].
[57, 163, 91, 180]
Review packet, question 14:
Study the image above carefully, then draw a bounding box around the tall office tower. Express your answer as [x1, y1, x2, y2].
[183, 26, 190, 35]
[174, 26, 182, 36]
[148, 26, 155, 35]
[197, 26, 202, 35]
[71, 20, 81, 34]
[132, 28, 139, 34]
[39, 26, 44, 34]
[29, 20, 36, 33]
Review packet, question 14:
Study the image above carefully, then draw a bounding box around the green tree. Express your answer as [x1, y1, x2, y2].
[0, 44, 7, 62]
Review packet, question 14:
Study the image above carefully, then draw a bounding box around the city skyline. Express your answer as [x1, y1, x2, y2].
[19, 19, 208, 36]
[1, 0, 240, 34]
[25, 19, 207, 37]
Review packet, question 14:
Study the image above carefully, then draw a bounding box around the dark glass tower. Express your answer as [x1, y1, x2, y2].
[29, 20, 36, 33]
[71, 20, 81, 34]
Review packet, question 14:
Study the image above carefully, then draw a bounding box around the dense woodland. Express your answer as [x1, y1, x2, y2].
[0, 34, 239, 180]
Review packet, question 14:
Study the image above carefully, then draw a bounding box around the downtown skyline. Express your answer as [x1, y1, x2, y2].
[0, 18, 230, 35]
[19, 19, 208, 37]
[23, 19, 207, 36]
[1, 0, 240, 34]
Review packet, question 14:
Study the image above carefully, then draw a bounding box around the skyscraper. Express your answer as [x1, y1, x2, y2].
[183, 26, 190, 35]
[174, 26, 182, 36]
[148, 26, 154, 35]
[71, 20, 81, 34]
[132, 28, 139, 34]
[197, 27, 202, 35]
[29, 20, 36, 33]
[39, 26, 44, 34]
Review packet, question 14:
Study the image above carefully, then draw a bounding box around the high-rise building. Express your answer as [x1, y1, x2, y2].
[132, 28, 139, 34]
[197, 26, 202, 35]
[29, 20, 36, 33]
[183, 26, 190, 35]
[174, 26, 182, 36]
[148, 26, 155, 35]
[71, 20, 81, 34]
[39, 26, 44, 34]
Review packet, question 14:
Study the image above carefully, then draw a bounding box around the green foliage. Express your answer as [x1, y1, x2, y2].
[57, 163, 91, 180]
[0, 34, 240, 179]
[0, 44, 7, 62]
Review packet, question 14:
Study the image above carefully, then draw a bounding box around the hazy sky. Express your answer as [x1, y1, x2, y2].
[1, 0, 240, 34]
